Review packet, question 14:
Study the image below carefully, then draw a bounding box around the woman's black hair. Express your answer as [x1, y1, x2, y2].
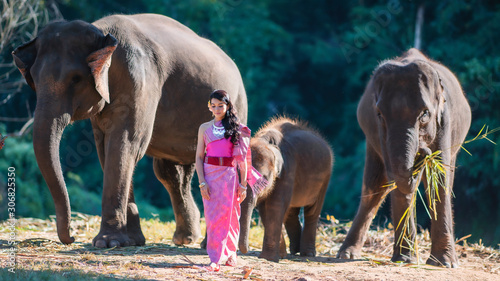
[209, 89, 240, 145]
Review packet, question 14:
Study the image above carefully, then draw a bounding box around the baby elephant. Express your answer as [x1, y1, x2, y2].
[239, 117, 333, 262]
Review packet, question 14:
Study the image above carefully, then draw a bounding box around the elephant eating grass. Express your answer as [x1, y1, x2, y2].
[390, 124, 500, 265]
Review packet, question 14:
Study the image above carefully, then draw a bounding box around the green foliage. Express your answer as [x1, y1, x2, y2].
[0, 132, 52, 219]
[323, 141, 365, 219]
[56, 0, 147, 21]
[65, 172, 101, 216]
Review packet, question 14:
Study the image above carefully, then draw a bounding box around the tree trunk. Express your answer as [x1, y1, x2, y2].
[414, 4, 425, 50]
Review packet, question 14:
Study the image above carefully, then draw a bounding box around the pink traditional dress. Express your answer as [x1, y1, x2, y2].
[202, 121, 267, 265]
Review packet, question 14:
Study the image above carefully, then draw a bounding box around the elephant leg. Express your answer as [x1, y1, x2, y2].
[126, 183, 146, 246]
[91, 124, 145, 247]
[426, 156, 459, 268]
[337, 145, 390, 259]
[301, 178, 329, 257]
[300, 205, 321, 257]
[91, 125, 128, 248]
[390, 188, 416, 263]
[259, 180, 292, 262]
[257, 201, 287, 258]
[153, 158, 201, 245]
[284, 207, 301, 255]
[93, 131, 149, 248]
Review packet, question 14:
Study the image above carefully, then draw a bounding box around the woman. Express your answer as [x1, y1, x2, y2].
[195, 90, 266, 271]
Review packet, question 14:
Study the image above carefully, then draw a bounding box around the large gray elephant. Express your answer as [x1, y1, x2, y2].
[239, 117, 333, 262]
[12, 14, 247, 248]
[337, 48, 471, 267]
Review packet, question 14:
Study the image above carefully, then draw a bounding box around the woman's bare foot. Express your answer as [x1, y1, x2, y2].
[205, 262, 220, 272]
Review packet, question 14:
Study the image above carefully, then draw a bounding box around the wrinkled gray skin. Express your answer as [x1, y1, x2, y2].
[239, 117, 333, 262]
[337, 48, 471, 268]
[12, 14, 247, 248]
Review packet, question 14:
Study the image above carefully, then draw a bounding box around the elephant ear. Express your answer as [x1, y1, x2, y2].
[86, 34, 118, 103]
[12, 38, 37, 92]
[269, 145, 284, 178]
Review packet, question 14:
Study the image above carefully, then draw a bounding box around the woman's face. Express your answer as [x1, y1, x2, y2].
[209, 98, 228, 120]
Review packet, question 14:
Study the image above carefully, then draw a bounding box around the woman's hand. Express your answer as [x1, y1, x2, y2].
[238, 183, 247, 202]
[200, 184, 211, 200]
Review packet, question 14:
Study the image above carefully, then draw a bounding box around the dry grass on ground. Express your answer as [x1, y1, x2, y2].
[0, 213, 499, 280]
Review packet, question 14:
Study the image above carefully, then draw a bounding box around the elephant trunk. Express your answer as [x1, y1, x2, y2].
[239, 187, 257, 254]
[33, 108, 74, 244]
[387, 127, 420, 195]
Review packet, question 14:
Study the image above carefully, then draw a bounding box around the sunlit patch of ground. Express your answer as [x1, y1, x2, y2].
[0, 214, 498, 280]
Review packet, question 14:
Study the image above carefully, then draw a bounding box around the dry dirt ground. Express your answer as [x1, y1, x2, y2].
[0, 216, 499, 281]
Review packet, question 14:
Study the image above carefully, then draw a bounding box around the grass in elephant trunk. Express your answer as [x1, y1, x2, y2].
[394, 125, 500, 265]
[392, 150, 447, 265]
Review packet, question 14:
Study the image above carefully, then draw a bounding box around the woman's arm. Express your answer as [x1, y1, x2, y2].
[237, 145, 248, 202]
[238, 160, 247, 187]
[195, 123, 210, 200]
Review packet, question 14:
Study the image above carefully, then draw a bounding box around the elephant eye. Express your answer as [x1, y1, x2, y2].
[71, 74, 83, 85]
[419, 109, 430, 123]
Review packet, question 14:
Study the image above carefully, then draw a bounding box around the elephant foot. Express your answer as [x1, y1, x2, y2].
[300, 247, 316, 257]
[289, 243, 300, 256]
[259, 250, 280, 262]
[126, 203, 145, 246]
[426, 251, 459, 268]
[93, 231, 133, 248]
[127, 229, 146, 246]
[336, 245, 362, 259]
[391, 253, 416, 264]
[172, 228, 201, 245]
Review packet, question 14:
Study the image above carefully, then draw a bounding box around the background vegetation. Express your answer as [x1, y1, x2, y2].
[1, 0, 499, 246]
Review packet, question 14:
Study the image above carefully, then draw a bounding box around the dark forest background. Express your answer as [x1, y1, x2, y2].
[1, 0, 499, 246]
